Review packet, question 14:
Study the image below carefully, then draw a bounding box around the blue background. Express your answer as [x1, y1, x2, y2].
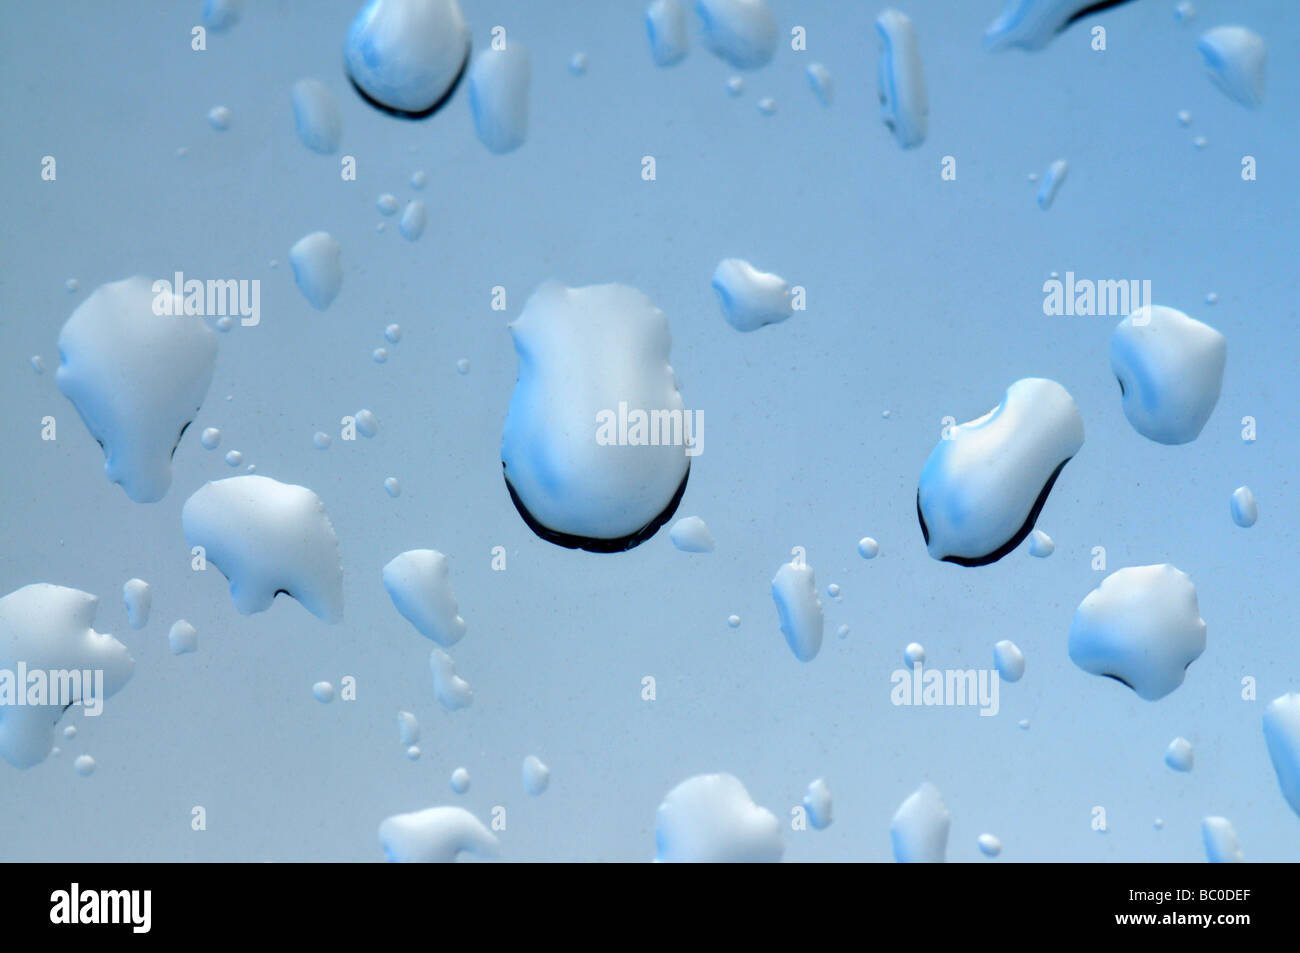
[1, 0, 1296, 861]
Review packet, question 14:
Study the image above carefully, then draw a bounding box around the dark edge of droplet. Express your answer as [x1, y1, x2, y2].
[1116, 375, 1126, 397]
[916, 489, 930, 545]
[503, 463, 689, 554]
[345, 46, 470, 120]
[1102, 672, 1136, 691]
[1060, 0, 1139, 31]
[170, 419, 192, 461]
[936, 455, 1074, 568]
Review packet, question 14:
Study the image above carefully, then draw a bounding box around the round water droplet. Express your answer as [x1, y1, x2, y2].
[207, 105, 232, 130]
[569, 52, 588, 76]
[406, 745, 421, 761]
[65, 278, 80, 293]
[377, 193, 399, 215]
[826, 583, 840, 598]
[727, 614, 741, 628]
[64, 725, 77, 740]
[836, 624, 849, 639]
[373, 347, 388, 363]
[312, 681, 335, 703]
[355, 409, 379, 438]
[385, 323, 402, 343]
[31, 355, 45, 374]
[384, 477, 402, 498]
[215, 315, 234, 332]
[313, 431, 332, 450]
[857, 537, 879, 559]
[225, 450, 243, 467]
[75, 754, 96, 776]
[977, 833, 1002, 857]
[756, 96, 776, 115]
[726, 76, 744, 96]
[456, 358, 470, 374]
[1177, 109, 1192, 126]
[1230, 486, 1257, 527]
[451, 766, 471, 793]
[411, 169, 427, 190]
[904, 642, 925, 666]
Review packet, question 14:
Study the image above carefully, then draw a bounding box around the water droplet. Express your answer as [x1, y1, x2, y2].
[468, 45, 531, 154]
[344, 0, 470, 118]
[377, 193, 399, 215]
[373, 347, 388, 363]
[383, 549, 465, 645]
[378, 806, 499, 862]
[523, 754, 550, 796]
[756, 96, 776, 115]
[455, 357, 470, 374]
[858, 537, 880, 559]
[384, 323, 402, 343]
[224, 450, 243, 467]
[877, 9, 928, 148]
[169, 619, 198, 655]
[977, 833, 1002, 857]
[384, 476, 402, 497]
[655, 773, 782, 862]
[183, 475, 345, 623]
[1177, 109, 1192, 126]
[122, 578, 151, 630]
[397, 711, 420, 746]
[1069, 564, 1206, 700]
[1263, 693, 1300, 819]
[1165, 736, 1194, 772]
[1028, 529, 1055, 557]
[312, 681, 335, 703]
[399, 200, 427, 241]
[289, 232, 343, 310]
[451, 767, 471, 793]
[918, 378, 1083, 566]
[568, 52, 588, 75]
[727, 614, 741, 628]
[646, 0, 689, 67]
[410, 169, 427, 189]
[806, 63, 832, 105]
[725, 75, 744, 96]
[31, 355, 44, 374]
[993, 639, 1025, 682]
[57, 277, 218, 502]
[313, 431, 332, 450]
[1230, 486, 1257, 528]
[207, 105, 232, 130]
[904, 642, 925, 666]
[501, 282, 690, 552]
[74, 754, 96, 776]
[1198, 25, 1266, 108]
[291, 79, 342, 153]
[772, 559, 824, 662]
[712, 258, 793, 332]
[803, 778, 833, 829]
[669, 516, 714, 553]
[355, 408, 379, 437]
[891, 782, 949, 862]
[698, 0, 777, 69]
[1202, 816, 1243, 862]
[202, 0, 241, 32]
[1037, 158, 1068, 209]
[1112, 305, 1224, 444]
[430, 647, 473, 710]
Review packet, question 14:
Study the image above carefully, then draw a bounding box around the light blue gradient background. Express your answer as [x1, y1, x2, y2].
[1, 0, 1296, 861]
